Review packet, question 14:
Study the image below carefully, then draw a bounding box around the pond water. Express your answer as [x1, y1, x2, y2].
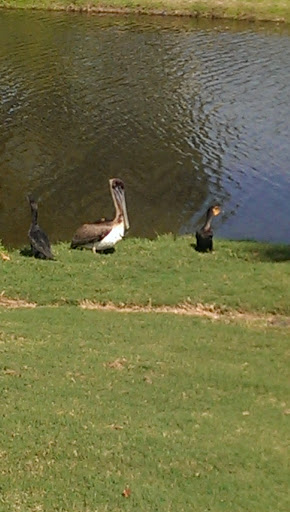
[0, 10, 289, 247]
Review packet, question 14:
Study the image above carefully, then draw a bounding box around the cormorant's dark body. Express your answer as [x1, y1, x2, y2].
[195, 205, 221, 253]
[196, 229, 214, 252]
[27, 196, 54, 260]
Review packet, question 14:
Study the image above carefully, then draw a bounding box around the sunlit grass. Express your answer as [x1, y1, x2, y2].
[1, 236, 289, 510]
[0, 306, 289, 511]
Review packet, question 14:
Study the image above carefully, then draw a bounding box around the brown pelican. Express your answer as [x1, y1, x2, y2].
[71, 178, 129, 253]
[195, 205, 221, 252]
[27, 195, 54, 260]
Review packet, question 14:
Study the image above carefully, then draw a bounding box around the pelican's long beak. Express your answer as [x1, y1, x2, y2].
[119, 190, 130, 230]
[112, 181, 130, 231]
[123, 198, 130, 231]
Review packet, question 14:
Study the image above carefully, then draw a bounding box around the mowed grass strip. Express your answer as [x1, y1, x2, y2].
[0, 306, 289, 511]
[1, 237, 290, 314]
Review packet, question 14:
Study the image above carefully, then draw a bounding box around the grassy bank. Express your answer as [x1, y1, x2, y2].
[0, 0, 290, 23]
[1, 237, 290, 314]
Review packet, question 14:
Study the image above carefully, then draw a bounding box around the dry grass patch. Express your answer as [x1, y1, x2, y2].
[80, 299, 290, 327]
[0, 293, 36, 309]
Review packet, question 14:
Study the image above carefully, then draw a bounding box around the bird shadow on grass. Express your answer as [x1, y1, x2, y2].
[72, 247, 116, 255]
[190, 242, 214, 253]
[99, 248, 116, 255]
[19, 246, 56, 260]
[19, 246, 33, 258]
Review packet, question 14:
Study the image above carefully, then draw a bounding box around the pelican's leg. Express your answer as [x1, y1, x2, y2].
[92, 245, 97, 254]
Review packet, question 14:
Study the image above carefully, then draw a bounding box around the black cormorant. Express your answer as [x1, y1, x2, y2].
[27, 195, 54, 260]
[196, 205, 221, 252]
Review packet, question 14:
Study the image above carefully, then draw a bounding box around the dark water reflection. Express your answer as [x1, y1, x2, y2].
[0, 10, 289, 247]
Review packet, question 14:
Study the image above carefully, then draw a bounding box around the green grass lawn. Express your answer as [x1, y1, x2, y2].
[1, 237, 289, 510]
[1, 237, 290, 314]
[0, 306, 289, 511]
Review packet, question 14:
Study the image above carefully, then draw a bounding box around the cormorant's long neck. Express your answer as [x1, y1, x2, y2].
[31, 206, 38, 225]
[203, 210, 213, 231]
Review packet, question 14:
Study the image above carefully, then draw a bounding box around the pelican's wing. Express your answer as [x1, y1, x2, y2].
[71, 222, 112, 248]
[29, 224, 54, 259]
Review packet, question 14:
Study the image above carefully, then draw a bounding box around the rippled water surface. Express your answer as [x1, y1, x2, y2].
[0, 10, 289, 246]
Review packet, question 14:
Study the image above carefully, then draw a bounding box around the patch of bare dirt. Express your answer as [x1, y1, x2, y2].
[105, 357, 128, 370]
[0, 293, 36, 309]
[80, 300, 290, 327]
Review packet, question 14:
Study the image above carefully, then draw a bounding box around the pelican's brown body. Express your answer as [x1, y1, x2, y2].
[71, 178, 129, 253]
[195, 205, 221, 252]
